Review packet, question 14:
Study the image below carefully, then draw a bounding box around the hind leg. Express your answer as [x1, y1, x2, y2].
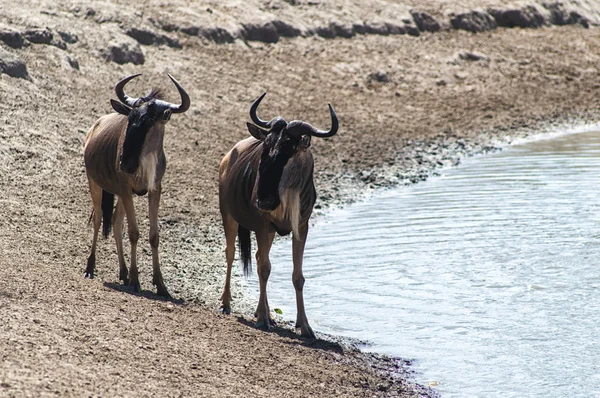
[220, 212, 238, 314]
[113, 198, 128, 285]
[85, 179, 102, 278]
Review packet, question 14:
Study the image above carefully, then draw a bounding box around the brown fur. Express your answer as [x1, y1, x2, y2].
[83, 111, 170, 297]
[219, 136, 318, 338]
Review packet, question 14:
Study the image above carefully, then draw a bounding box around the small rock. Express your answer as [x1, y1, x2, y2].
[125, 27, 158, 45]
[368, 70, 390, 83]
[411, 10, 441, 32]
[404, 24, 421, 37]
[102, 41, 144, 65]
[0, 29, 26, 49]
[330, 22, 354, 38]
[181, 26, 235, 44]
[488, 6, 548, 28]
[271, 19, 301, 37]
[23, 28, 53, 44]
[51, 38, 67, 50]
[58, 31, 78, 44]
[125, 27, 181, 48]
[242, 22, 280, 43]
[363, 21, 390, 35]
[450, 10, 497, 33]
[163, 36, 182, 48]
[352, 23, 367, 35]
[313, 25, 335, 39]
[0, 48, 30, 80]
[458, 50, 489, 62]
[436, 79, 447, 86]
[63, 54, 79, 70]
[385, 22, 406, 35]
[180, 25, 200, 36]
[543, 3, 589, 27]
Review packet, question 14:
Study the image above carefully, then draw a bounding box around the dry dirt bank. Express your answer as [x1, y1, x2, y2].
[2, 0, 600, 396]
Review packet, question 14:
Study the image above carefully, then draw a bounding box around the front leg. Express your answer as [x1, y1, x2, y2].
[292, 223, 315, 338]
[148, 183, 170, 297]
[121, 195, 141, 293]
[255, 229, 275, 330]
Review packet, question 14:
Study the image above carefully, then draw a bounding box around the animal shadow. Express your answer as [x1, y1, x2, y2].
[103, 281, 184, 304]
[236, 316, 344, 354]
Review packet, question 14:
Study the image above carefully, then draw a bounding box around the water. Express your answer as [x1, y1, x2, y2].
[246, 130, 600, 397]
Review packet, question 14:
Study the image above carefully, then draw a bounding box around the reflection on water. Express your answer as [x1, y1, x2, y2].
[247, 130, 600, 397]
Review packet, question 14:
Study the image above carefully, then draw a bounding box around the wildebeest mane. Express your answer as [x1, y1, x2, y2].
[143, 88, 163, 101]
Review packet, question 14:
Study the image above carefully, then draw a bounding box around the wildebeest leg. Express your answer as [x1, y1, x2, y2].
[85, 180, 102, 279]
[255, 229, 276, 330]
[121, 195, 140, 292]
[148, 184, 170, 297]
[220, 212, 238, 314]
[112, 198, 128, 285]
[293, 223, 315, 338]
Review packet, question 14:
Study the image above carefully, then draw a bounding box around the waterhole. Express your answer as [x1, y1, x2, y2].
[247, 129, 600, 397]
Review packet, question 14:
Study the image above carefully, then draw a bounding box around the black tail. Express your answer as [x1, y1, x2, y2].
[238, 225, 252, 277]
[101, 190, 115, 238]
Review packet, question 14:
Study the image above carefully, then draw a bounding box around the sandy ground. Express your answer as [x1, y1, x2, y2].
[2, 0, 600, 396]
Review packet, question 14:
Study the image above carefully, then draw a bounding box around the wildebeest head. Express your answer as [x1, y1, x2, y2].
[247, 93, 338, 211]
[110, 73, 190, 174]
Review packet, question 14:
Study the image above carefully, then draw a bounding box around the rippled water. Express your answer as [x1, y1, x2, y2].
[247, 129, 600, 397]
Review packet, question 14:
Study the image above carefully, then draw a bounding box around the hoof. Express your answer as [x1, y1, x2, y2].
[119, 270, 129, 286]
[298, 324, 316, 339]
[255, 319, 272, 332]
[85, 255, 95, 278]
[156, 285, 171, 298]
[220, 305, 231, 315]
[129, 280, 141, 293]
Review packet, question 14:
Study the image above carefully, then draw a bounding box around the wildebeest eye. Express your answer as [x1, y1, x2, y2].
[162, 109, 172, 121]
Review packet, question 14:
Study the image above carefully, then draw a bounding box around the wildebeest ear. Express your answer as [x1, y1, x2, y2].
[247, 122, 268, 141]
[110, 99, 131, 116]
[300, 135, 311, 150]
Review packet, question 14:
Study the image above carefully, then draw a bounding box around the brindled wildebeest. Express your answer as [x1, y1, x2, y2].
[83, 73, 190, 297]
[219, 93, 339, 337]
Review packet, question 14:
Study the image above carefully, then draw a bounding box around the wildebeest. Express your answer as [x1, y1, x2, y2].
[83, 73, 190, 297]
[219, 93, 338, 337]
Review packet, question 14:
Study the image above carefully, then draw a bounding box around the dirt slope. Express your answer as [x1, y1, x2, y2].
[2, 0, 600, 396]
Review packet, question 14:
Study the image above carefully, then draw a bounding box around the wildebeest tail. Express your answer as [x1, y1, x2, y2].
[238, 225, 252, 277]
[101, 190, 115, 238]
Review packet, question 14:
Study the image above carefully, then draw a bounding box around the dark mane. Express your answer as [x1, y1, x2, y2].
[143, 88, 163, 101]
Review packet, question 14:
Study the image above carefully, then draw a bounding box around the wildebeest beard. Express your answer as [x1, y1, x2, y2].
[120, 103, 159, 173]
[256, 137, 297, 211]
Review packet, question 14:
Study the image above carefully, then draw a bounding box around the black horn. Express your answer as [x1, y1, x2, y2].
[287, 104, 339, 138]
[250, 93, 279, 128]
[115, 74, 142, 107]
[306, 104, 338, 138]
[154, 74, 190, 114]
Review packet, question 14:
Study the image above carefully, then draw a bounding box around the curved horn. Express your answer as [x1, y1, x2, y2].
[250, 93, 279, 128]
[299, 104, 339, 138]
[164, 73, 190, 114]
[115, 74, 142, 107]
